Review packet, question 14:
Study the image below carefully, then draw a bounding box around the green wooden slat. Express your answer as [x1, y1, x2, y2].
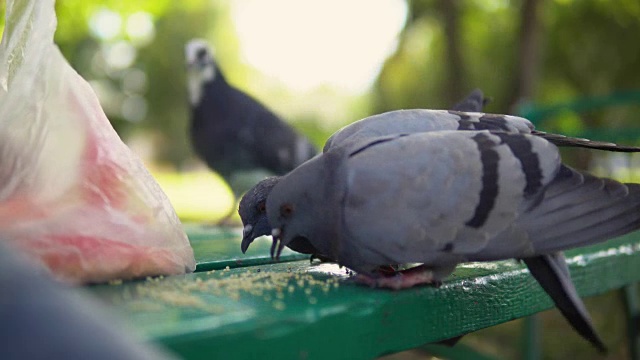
[184, 224, 308, 272]
[89, 234, 640, 360]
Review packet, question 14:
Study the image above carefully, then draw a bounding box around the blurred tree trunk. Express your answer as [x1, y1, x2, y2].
[439, 0, 464, 106]
[507, 0, 544, 113]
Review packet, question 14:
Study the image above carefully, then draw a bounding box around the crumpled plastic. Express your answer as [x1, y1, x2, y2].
[0, 0, 196, 283]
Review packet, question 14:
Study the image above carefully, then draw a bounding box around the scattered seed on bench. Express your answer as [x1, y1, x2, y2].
[273, 300, 286, 311]
[114, 265, 349, 314]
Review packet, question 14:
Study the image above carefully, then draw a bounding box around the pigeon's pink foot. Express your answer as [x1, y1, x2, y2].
[354, 264, 437, 290]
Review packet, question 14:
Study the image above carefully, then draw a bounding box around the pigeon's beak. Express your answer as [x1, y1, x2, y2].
[240, 224, 254, 254]
[270, 227, 289, 260]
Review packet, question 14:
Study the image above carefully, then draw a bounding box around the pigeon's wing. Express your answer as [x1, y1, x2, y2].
[532, 130, 640, 152]
[325, 89, 492, 152]
[451, 89, 489, 112]
[523, 253, 606, 352]
[475, 163, 640, 261]
[337, 130, 560, 268]
[227, 87, 317, 175]
[323, 109, 535, 152]
[324, 107, 640, 155]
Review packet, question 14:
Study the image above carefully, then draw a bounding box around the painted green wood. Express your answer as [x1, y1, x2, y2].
[184, 224, 308, 272]
[89, 234, 640, 360]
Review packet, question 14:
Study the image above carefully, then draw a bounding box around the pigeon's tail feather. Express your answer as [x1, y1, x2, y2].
[532, 130, 640, 152]
[451, 89, 489, 112]
[523, 254, 607, 353]
[524, 166, 640, 253]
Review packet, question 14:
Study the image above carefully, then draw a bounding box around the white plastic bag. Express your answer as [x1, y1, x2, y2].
[0, 0, 196, 283]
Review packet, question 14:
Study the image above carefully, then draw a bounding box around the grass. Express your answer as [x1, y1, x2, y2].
[151, 170, 238, 223]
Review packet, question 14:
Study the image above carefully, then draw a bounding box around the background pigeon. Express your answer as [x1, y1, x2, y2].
[185, 39, 317, 222]
[265, 110, 640, 351]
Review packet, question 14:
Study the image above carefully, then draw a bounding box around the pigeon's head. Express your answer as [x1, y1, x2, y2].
[185, 39, 217, 104]
[185, 39, 216, 73]
[238, 177, 281, 253]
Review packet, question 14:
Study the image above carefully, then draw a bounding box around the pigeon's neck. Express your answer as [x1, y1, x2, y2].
[306, 150, 350, 262]
[187, 66, 217, 106]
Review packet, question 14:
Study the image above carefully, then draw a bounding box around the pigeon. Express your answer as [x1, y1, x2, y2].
[266, 109, 640, 352]
[240, 89, 640, 252]
[185, 39, 317, 221]
[239, 89, 490, 253]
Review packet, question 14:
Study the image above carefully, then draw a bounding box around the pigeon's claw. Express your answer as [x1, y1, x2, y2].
[375, 265, 399, 275]
[353, 265, 437, 290]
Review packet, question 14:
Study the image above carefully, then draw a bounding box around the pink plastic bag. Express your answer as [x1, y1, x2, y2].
[0, 0, 196, 283]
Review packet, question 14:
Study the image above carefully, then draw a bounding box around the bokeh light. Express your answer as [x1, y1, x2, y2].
[231, 0, 407, 93]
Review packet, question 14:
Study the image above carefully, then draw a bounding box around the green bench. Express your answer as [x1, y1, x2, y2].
[88, 224, 640, 359]
[88, 92, 640, 359]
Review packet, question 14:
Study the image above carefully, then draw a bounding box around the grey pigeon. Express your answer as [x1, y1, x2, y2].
[239, 90, 639, 350]
[239, 89, 490, 253]
[239, 91, 618, 350]
[266, 110, 640, 352]
[185, 39, 317, 221]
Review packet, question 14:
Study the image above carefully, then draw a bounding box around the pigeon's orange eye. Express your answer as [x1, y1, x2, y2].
[280, 203, 294, 218]
[257, 201, 266, 213]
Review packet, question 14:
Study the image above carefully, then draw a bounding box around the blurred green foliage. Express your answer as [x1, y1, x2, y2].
[375, 0, 640, 139]
[51, 0, 231, 169]
[2, 0, 640, 169]
[0, 2, 4, 39]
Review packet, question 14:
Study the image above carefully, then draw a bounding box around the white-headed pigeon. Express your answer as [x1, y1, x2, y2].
[185, 39, 317, 221]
